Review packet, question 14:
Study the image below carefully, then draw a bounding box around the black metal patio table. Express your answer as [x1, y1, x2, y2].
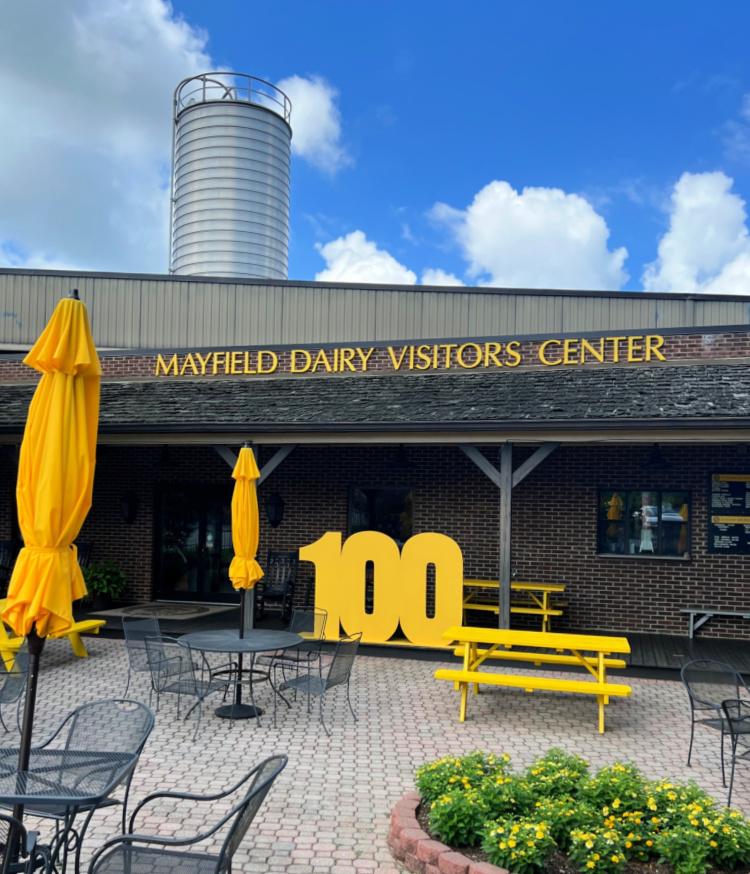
[0, 747, 138, 874]
[178, 629, 302, 724]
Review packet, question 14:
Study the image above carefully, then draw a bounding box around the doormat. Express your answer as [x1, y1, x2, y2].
[91, 603, 237, 621]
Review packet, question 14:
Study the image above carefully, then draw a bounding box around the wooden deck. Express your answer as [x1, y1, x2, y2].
[623, 631, 750, 673]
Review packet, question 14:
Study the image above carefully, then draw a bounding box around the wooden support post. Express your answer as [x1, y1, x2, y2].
[499, 443, 512, 629]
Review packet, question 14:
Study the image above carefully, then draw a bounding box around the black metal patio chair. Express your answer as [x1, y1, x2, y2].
[144, 636, 232, 740]
[722, 698, 750, 807]
[681, 659, 750, 785]
[1, 699, 154, 874]
[0, 812, 51, 873]
[122, 617, 161, 701]
[255, 550, 298, 622]
[273, 632, 361, 735]
[260, 607, 327, 676]
[86, 754, 288, 874]
[0, 640, 29, 733]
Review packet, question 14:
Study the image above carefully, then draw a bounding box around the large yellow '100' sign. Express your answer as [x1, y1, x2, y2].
[299, 531, 463, 647]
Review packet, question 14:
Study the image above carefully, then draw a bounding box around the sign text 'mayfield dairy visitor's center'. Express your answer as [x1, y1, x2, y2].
[154, 334, 667, 378]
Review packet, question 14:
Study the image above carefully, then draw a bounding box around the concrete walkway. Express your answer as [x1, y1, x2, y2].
[1, 637, 747, 873]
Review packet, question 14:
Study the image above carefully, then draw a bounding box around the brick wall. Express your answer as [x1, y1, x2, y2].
[2, 329, 750, 383]
[2, 441, 748, 639]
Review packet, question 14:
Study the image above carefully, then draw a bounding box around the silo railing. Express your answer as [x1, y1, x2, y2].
[174, 73, 292, 124]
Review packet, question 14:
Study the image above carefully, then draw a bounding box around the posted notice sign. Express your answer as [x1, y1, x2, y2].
[709, 474, 750, 554]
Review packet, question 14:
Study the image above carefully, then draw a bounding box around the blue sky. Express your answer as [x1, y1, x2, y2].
[1, 1, 750, 293]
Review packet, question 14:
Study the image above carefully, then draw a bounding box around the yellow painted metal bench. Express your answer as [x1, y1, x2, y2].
[437, 626, 631, 733]
[0, 600, 105, 668]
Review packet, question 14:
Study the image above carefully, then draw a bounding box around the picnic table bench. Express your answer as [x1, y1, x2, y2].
[435, 625, 631, 733]
[680, 607, 750, 638]
[0, 598, 105, 668]
[463, 580, 567, 632]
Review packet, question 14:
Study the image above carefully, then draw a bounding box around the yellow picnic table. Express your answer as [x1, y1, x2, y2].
[0, 599, 105, 669]
[463, 580, 567, 632]
[435, 625, 631, 733]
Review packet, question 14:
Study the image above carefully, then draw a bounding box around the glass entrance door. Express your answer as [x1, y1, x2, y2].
[155, 485, 236, 602]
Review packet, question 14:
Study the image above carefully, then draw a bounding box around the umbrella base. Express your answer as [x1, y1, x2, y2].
[215, 703, 263, 719]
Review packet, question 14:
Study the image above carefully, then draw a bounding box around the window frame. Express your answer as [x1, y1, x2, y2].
[347, 484, 415, 543]
[597, 487, 691, 558]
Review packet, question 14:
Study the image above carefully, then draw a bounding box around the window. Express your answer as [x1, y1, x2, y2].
[348, 486, 414, 546]
[599, 490, 690, 557]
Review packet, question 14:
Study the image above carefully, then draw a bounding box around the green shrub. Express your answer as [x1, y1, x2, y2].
[414, 748, 750, 874]
[482, 817, 557, 874]
[82, 559, 127, 600]
[568, 827, 626, 874]
[578, 762, 648, 812]
[416, 751, 510, 805]
[524, 749, 590, 798]
[427, 789, 489, 847]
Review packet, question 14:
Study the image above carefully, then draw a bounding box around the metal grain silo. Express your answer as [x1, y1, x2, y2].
[170, 73, 292, 279]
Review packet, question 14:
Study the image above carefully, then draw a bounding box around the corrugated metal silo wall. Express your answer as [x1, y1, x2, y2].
[1, 271, 750, 349]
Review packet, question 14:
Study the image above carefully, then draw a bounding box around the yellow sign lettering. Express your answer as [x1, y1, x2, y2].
[538, 339, 562, 365]
[505, 340, 521, 367]
[357, 347, 374, 370]
[179, 353, 198, 376]
[645, 335, 666, 361]
[302, 531, 463, 646]
[388, 346, 408, 370]
[291, 349, 311, 373]
[581, 338, 604, 363]
[312, 349, 332, 373]
[457, 343, 482, 368]
[258, 351, 278, 374]
[196, 352, 212, 375]
[155, 353, 178, 376]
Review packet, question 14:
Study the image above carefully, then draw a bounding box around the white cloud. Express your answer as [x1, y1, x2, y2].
[641, 171, 750, 295]
[0, 0, 210, 273]
[277, 74, 351, 175]
[421, 268, 464, 286]
[315, 231, 416, 284]
[429, 181, 628, 290]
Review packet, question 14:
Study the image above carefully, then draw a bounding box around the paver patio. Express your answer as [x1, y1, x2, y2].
[1, 637, 747, 873]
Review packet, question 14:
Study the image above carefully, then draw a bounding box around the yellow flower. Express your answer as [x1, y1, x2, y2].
[508, 840, 516, 848]
[625, 842, 632, 849]
[710, 841, 717, 848]
[613, 799, 621, 809]
[611, 856, 619, 863]
[594, 854, 600, 861]
[646, 841, 653, 847]
[586, 841, 594, 849]
[499, 842, 506, 849]
[587, 864, 596, 869]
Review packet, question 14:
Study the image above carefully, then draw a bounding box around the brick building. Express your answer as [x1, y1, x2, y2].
[2, 268, 750, 640]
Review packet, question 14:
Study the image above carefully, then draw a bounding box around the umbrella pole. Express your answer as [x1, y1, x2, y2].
[236, 589, 245, 707]
[13, 625, 45, 822]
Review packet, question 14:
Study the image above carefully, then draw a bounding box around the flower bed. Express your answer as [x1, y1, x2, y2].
[391, 749, 750, 874]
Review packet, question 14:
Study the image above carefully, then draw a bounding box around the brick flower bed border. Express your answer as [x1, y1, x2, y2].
[389, 791, 510, 874]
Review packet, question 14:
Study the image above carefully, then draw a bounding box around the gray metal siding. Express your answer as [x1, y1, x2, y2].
[2, 270, 750, 350]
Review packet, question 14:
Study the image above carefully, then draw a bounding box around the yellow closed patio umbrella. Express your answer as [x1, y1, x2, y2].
[2, 290, 100, 808]
[223, 445, 264, 719]
[229, 446, 264, 594]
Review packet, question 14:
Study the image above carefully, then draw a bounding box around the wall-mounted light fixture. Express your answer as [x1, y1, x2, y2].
[266, 492, 285, 528]
[642, 443, 672, 472]
[121, 491, 139, 524]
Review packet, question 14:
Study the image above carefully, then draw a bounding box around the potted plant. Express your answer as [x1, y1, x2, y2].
[82, 559, 127, 610]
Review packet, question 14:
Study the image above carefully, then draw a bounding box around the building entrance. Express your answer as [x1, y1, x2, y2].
[154, 485, 236, 602]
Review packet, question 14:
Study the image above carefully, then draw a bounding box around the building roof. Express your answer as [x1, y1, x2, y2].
[1, 362, 749, 437]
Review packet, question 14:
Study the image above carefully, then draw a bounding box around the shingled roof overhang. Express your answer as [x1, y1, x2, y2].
[1, 362, 750, 442]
